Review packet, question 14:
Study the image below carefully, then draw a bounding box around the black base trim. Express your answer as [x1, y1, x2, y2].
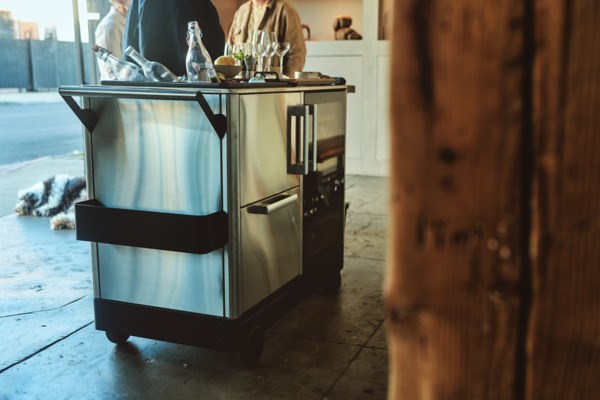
[94, 275, 308, 353]
[75, 199, 228, 255]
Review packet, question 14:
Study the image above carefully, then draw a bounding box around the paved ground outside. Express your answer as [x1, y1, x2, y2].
[0, 90, 84, 219]
[0, 90, 63, 105]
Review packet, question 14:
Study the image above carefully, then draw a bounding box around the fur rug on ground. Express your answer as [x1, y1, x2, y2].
[15, 175, 87, 230]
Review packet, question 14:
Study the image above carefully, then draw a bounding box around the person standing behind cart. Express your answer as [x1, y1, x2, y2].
[95, 0, 130, 80]
[227, 0, 306, 77]
[123, 0, 225, 77]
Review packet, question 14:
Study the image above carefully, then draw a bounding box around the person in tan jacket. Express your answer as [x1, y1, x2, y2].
[228, 0, 306, 77]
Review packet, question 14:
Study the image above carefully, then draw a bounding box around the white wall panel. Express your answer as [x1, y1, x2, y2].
[304, 55, 363, 161]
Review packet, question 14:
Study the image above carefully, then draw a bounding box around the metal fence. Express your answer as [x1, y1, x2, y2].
[0, 39, 93, 90]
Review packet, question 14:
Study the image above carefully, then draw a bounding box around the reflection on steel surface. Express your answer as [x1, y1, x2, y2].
[239, 93, 301, 206]
[90, 96, 226, 316]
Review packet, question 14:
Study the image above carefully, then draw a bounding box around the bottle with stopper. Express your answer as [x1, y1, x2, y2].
[185, 21, 218, 82]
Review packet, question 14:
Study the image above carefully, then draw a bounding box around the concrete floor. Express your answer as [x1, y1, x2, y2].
[0, 175, 389, 400]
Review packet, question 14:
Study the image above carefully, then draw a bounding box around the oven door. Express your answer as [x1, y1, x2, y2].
[304, 90, 346, 175]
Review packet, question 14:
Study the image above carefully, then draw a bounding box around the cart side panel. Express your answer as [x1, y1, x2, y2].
[89, 96, 226, 316]
[98, 244, 224, 315]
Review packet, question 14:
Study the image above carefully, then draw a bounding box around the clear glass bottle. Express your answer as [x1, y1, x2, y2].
[185, 21, 217, 82]
[91, 45, 146, 82]
[124, 46, 178, 82]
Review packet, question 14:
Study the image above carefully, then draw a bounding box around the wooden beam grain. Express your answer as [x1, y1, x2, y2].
[387, 0, 528, 398]
[528, 0, 600, 398]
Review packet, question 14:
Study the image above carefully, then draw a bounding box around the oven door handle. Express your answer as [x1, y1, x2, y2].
[302, 105, 310, 175]
[309, 104, 318, 172]
[287, 105, 311, 175]
[247, 193, 299, 215]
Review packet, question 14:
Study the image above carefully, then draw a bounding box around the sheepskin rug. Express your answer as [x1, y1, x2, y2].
[15, 175, 86, 230]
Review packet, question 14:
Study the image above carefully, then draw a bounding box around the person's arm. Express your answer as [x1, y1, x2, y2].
[281, 6, 306, 76]
[227, 8, 241, 45]
[228, 4, 249, 46]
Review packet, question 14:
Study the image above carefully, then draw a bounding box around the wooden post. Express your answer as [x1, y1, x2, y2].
[528, 0, 600, 398]
[386, 0, 600, 398]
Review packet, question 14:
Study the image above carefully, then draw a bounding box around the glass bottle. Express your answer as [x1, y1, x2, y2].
[91, 45, 146, 82]
[185, 21, 217, 82]
[124, 46, 178, 82]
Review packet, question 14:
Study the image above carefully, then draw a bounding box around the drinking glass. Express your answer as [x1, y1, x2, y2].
[251, 30, 269, 71]
[275, 42, 291, 78]
[265, 32, 278, 72]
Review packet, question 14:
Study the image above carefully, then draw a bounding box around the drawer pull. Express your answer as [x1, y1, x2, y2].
[247, 194, 298, 215]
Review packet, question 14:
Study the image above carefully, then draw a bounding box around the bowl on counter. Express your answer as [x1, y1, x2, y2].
[215, 65, 242, 78]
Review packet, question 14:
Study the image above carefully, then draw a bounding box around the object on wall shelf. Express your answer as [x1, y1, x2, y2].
[379, 0, 393, 40]
[302, 24, 312, 41]
[333, 16, 362, 40]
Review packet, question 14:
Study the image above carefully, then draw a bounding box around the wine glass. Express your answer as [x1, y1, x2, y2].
[251, 30, 269, 71]
[275, 42, 291, 78]
[265, 32, 278, 72]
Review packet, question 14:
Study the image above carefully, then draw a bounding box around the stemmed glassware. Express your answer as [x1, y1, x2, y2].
[251, 30, 269, 72]
[275, 42, 291, 78]
[265, 32, 278, 72]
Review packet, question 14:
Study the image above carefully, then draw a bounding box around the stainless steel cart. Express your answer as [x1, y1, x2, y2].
[60, 82, 348, 367]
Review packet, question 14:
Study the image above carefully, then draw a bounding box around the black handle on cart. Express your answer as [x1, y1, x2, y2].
[75, 199, 228, 255]
[195, 91, 227, 140]
[60, 93, 98, 133]
[286, 104, 317, 175]
[59, 86, 226, 141]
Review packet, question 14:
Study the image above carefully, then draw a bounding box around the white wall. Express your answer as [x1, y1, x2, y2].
[297, 1, 390, 177]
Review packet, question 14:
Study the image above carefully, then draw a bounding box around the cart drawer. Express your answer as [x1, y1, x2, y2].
[240, 187, 301, 312]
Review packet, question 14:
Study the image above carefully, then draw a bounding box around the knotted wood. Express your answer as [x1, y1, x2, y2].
[387, 0, 600, 398]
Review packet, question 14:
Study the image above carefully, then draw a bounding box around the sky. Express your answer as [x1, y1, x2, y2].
[0, 0, 92, 41]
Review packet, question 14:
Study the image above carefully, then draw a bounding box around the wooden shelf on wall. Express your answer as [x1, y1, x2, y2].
[289, 0, 363, 42]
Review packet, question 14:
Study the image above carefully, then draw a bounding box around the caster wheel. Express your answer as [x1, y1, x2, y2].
[105, 331, 130, 345]
[238, 326, 264, 369]
[321, 270, 342, 294]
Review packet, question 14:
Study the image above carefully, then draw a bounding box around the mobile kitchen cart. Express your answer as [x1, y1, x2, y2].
[60, 82, 349, 367]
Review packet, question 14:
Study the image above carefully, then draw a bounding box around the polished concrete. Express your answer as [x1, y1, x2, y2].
[0, 175, 389, 400]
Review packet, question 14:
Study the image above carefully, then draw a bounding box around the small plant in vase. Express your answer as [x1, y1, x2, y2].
[233, 50, 256, 79]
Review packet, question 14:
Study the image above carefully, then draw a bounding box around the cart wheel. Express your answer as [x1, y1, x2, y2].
[321, 270, 342, 294]
[105, 331, 130, 345]
[238, 326, 264, 369]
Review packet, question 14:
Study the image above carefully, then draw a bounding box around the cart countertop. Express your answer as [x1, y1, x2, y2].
[59, 82, 353, 100]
